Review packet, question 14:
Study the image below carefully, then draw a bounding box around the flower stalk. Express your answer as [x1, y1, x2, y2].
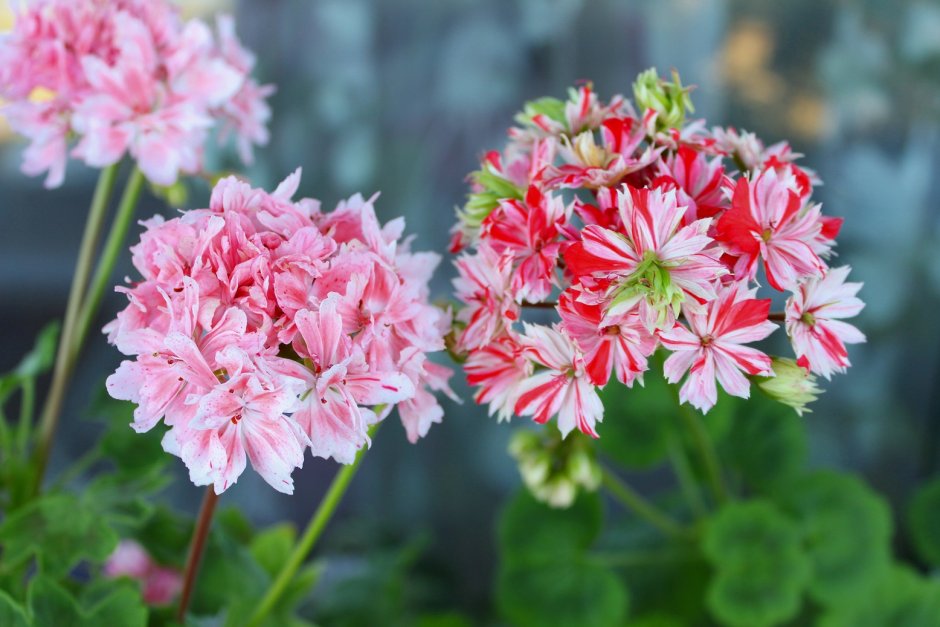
[72, 166, 145, 359]
[600, 465, 689, 539]
[177, 487, 220, 622]
[33, 164, 119, 490]
[247, 423, 379, 627]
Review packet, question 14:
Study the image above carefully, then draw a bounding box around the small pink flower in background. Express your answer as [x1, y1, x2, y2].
[106, 171, 452, 493]
[0, 0, 273, 187]
[786, 266, 865, 379]
[660, 282, 777, 412]
[104, 540, 182, 606]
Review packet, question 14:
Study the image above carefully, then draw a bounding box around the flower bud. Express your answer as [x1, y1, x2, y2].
[633, 68, 694, 130]
[756, 357, 822, 415]
[509, 425, 601, 508]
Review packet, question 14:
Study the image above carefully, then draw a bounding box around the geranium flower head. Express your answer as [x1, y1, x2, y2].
[105, 171, 452, 494]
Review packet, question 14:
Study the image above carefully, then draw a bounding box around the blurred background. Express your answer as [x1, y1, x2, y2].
[1, 0, 939, 620]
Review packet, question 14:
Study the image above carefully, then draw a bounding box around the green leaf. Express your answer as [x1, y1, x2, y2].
[777, 471, 892, 606]
[498, 490, 603, 561]
[907, 475, 940, 567]
[719, 396, 807, 493]
[0, 493, 118, 578]
[190, 525, 269, 616]
[819, 566, 940, 627]
[249, 523, 297, 577]
[416, 612, 475, 627]
[626, 614, 685, 627]
[132, 505, 192, 568]
[497, 556, 628, 627]
[28, 576, 83, 627]
[80, 579, 148, 627]
[596, 371, 675, 469]
[91, 392, 168, 478]
[0, 590, 29, 627]
[703, 500, 810, 627]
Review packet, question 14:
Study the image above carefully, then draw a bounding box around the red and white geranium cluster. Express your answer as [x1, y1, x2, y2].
[105, 171, 453, 494]
[452, 70, 864, 438]
[0, 0, 273, 187]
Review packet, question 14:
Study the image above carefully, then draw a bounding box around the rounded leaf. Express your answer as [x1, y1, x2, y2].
[907, 476, 940, 567]
[777, 471, 892, 606]
[499, 489, 603, 561]
[497, 556, 628, 627]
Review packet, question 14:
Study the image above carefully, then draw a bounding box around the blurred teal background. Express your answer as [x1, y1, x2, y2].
[1, 0, 938, 618]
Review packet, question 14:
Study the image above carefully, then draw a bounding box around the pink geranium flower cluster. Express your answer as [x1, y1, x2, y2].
[452, 70, 864, 438]
[0, 0, 273, 187]
[105, 171, 453, 494]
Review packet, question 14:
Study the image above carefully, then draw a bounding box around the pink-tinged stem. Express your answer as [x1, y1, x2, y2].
[521, 301, 558, 309]
[177, 487, 219, 622]
[768, 312, 785, 322]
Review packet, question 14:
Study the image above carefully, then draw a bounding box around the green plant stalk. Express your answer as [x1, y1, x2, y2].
[247, 423, 380, 627]
[16, 378, 35, 455]
[33, 164, 119, 490]
[72, 166, 145, 361]
[600, 466, 689, 539]
[679, 405, 729, 504]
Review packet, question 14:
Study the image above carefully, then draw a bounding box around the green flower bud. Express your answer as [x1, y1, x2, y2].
[632, 68, 694, 131]
[756, 358, 822, 416]
[509, 425, 602, 509]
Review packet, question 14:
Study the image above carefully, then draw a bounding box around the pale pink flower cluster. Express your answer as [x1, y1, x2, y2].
[0, 0, 273, 187]
[452, 73, 864, 437]
[104, 540, 182, 606]
[105, 171, 453, 494]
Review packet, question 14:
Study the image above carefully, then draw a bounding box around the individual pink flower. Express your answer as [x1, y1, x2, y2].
[514, 324, 604, 438]
[453, 243, 520, 351]
[480, 185, 568, 302]
[558, 290, 657, 387]
[104, 540, 183, 606]
[464, 333, 532, 422]
[654, 145, 728, 222]
[785, 266, 865, 379]
[715, 168, 826, 291]
[565, 186, 726, 330]
[284, 299, 413, 464]
[660, 282, 777, 412]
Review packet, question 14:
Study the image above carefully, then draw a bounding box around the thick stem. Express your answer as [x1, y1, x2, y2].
[521, 301, 558, 309]
[177, 487, 219, 622]
[72, 167, 145, 360]
[768, 311, 785, 322]
[247, 425, 377, 627]
[33, 164, 119, 489]
[679, 405, 729, 504]
[601, 466, 689, 539]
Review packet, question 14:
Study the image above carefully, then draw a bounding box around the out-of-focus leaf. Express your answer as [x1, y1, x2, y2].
[497, 556, 628, 627]
[80, 579, 148, 627]
[0, 322, 59, 403]
[719, 396, 807, 493]
[626, 614, 685, 627]
[216, 506, 255, 545]
[0, 590, 29, 627]
[415, 612, 475, 627]
[28, 576, 82, 626]
[776, 471, 892, 606]
[498, 490, 603, 561]
[191, 524, 269, 616]
[597, 370, 675, 469]
[703, 500, 810, 627]
[249, 523, 297, 577]
[133, 505, 191, 568]
[819, 566, 940, 627]
[907, 475, 940, 567]
[0, 493, 118, 578]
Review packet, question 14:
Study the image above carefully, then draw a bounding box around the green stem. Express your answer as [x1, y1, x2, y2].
[72, 166, 145, 361]
[247, 424, 378, 627]
[17, 378, 35, 455]
[33, 164, 119, 490]
[679, 405, 729, 504]
[600, 466, 688, 539]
